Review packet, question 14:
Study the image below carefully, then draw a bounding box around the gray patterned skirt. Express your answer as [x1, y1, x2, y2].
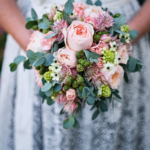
[0, 0, 150, 150]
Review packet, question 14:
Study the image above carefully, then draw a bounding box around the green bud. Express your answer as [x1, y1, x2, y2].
[41, 65, 47, 70]
[51, 96, 55, 100]
[64, 85, 70, 91]
[101, 85, 111, 97]
[79, 85, 84, 91]
[93, 34, 101, 43]
[43, 71, 52, 81]
[39, 68, 46, 75]
[76, 64, 85, 72]
[32, 25, 38, 31]
[66, 76, 74, 86]
[43, 14, 48, 19]
[113, 13, 121, 18]
[97, 31, 102, 35]
[43, 29, 49, 34]
[76, 50, 85, 59]
[102, 31, 108, 34]
[78, 59, 84, 64]
[76, 75, 84, 85]
[35, 66, 41, 70]
[84, 61, 91, 67]
[120, 25, 129, 33]
[38, 19, 43, 24]
[72, 80, 79, 88]
[103, 50, 115, 63]
[59, 90, 63, 94]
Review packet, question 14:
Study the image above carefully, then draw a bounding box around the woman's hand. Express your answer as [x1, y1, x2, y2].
[0, 0, 32, 52]
[128, 0, 150, 44]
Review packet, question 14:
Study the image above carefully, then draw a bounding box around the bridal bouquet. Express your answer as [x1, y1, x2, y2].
[9, 0, 142, 129]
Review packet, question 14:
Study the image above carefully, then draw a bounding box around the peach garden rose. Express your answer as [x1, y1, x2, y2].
[63, 21, 94, 51]
[66, 89, 76, 101]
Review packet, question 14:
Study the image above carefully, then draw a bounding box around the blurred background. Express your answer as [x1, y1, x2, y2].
[0, 0, 146, 85]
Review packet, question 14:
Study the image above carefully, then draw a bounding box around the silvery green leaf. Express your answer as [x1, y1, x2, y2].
[14, 56, 26, 64]
[86, 0, 93, 5]
[44, 32, 57, 39]
[43, 17, 50, 27]
[87, 95, 95, 105]
[25, 21, 36, 29]
[26, 17, 32, 22]
[129, 30, 139, 40]
[115, 30, 126, 35]
[94, 0, 102, 6]
[92, 110, 99, 120]
[43, 53, 54, 66]
[31, 8, 38, 20]
[63, 116, 75, 129]
[38, 22, 49, 29]
[41, 83, 52, 92]
[27, 50, 37, 60]
[127, 56, 137, 72]
[47, 97, 55, 105]
[65, 0, 74, 14]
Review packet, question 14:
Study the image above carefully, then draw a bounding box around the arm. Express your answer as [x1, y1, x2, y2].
[0, 0, 32, 51]
[128, 0, 150, 43]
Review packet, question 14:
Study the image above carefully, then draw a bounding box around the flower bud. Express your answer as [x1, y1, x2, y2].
[35, 66, 41, 70]
[32, 25, 38, 31]
[43, 71, 52, 81]
[120, 25, 129, 33]
[66, 76, 74, 86]
[84, 61, 91, 67]
[101, 85, 111, 97]
[43, 29, 49, 34]
[76, 75, 84, 85]
[72, 80, 79, 88]
[39, 68, 46, 75]
[79, 85, 84, 91]
[93, 34, 101, 43]
[76, 64, 85, 72]
[64, 85, 70, 91]
[103, 50, 115, 63]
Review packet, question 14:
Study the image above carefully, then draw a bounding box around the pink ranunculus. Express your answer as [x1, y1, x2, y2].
[100, 34, 112, 43]
[63, 21, 94, 51]
[53, 48, 77, 68]
[117, 44, 129, 64]
[100, 65, 124, 89]
[64, 101, 78, 113]
[90, 41, 109, 54]
[96, 58, 104, 68]
[33, 68, 43, 88]
[73, 3, 88, 18]
[41, 31, 56, 51]
[27, 31, 43, 52]
[66, 89, 76, 101]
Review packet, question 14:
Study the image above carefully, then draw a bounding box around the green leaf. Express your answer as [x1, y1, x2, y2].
[14, 56, 26, 64]
[45, 87, 53, 97]
[109, 94, 112, 103]
[27, 50, 37, 60]
[25, 21, 36, 29]
[42, 77, 47, 85]
[114, 98, 123, 103]
[54, 84, 62, 92]
[63, 115, 75, 129]
[109, 27, 114, 35]
[121, 38, 125, 43]
[38, 22, 49, 29]
[39, 89, 47, 99]
[82, 87, 86, 100]
[124, 72, 129, 82]
[41, 83, 52, 92]
[43, 53, 54, 66]
[44, 32, 57, 39]
[65, 0, 74, 14]
[23, 59, 32, 69]
[92, 110, 99, 120]
[60, 108, 65, 114]
[113, 92, 122, 99]
[84, 50, 90, 59]
[43, 17, 50, 27]
[26, 17, 32, 22]
[119, 15, 125, 26]
[9, 63, 17, 72]
[99, 109, 105, 122]
[31, 52, 45, 67]
[99, 101, 108, 112]
[31, 8, 38, 20]
[115, 30, 126, 35]
[47, 97, 54, 105]
[129, 30, 138, 40]
[94, 0, 102, 6]
[53, 42, 59, 52]
[73, 118, 80, 129]
[85, 87, 95, 97]
[87, 95, 95, 105]
[86, 0, 93, 5]
[127, 56, 137, 72]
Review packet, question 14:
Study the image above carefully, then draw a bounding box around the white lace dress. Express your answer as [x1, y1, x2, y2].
[1, 0, 150, 150]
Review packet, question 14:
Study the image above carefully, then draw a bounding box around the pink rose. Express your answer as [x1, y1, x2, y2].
[53, 48, 77, 68]
[100, 65, 124, 89]
[90, 41, 109, 54]
[63, 21, 94, 51]
[73, 3, 87, 18]
[27, 31, 43, 52]
[117, 45, 129, 64]
[41, 31, 56, 51]
[66, 89, 76, 101]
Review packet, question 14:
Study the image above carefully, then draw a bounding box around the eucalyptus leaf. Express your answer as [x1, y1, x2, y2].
[53, 42, 59, 52]
[45, 88, 53, 97]
[9, 63, 17, 72]
[39, 89, 47, 99]
[124, 72, 129, 83]
[65, 0, 74, 14]
[92, 110, 99, 120]
[31, 8, 38, 20]
[32, 56, 45, 67]
[23, 59, 32, 69]
[82, 87, 86, 100]
[129, 30, 139, 40]
[25, 21, 36, 29]
[113, 92, 122, 99]
[26, 17, 32, 22]
[54, 84, 62, 92]
[43, 53, 54, 66]
[41, 83, 52, 92]
[127, 56, 137, 72]
[42, 77, 47, 85]
[114, 98, 123, 103]
[47, 97, 55, 105]
[99, 101, 108, 112]
[63, 116, 75, 129]
[14, 56, 26, 64]
[43, 17, 50, 27]
[44, 32, 57, 39]
[109, 94, 112, 103]
[60, 108, 65, 114]
[87, 95, 95, 105]
[94, 0, 102, 6]
[99, 108, 105, 122]
[115, 30, 126, 35]
[85, 87, 95, 97]
[27, 50, 37, 60]
[73, 118, 80, 129]
[86, 0, 93, 5]
[109, 27, 114, 35]
[38, 22, 49, 29]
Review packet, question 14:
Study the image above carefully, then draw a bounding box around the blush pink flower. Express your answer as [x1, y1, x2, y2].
[73, 3, 87, 18]
[100, 65, 124, 89]
[53, 47, 78, 68]
[63, 21, 94, 51]
[71, 68, 77, 76]
[64, 101, 78, 113]
[41, 31, 56, 51]
[117, 44, 129, 64]
[90, 41, 109, 54]
[56, 93, 67, 104]
[96, 58, 104, 68]
[66, 89, 76, 101]
[34, 68, 43, 88]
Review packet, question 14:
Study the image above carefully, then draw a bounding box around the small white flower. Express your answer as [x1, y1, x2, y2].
[114, 52, 121, 65]
[125, 33, 130, 43]
[51, 65, 62, 73]
[119, 34, 126, 39]
[109, 41, 117, 51]
[97, 87, 102, 96]
[103, 62, 114, 71]
[51, 72, 59, 81]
